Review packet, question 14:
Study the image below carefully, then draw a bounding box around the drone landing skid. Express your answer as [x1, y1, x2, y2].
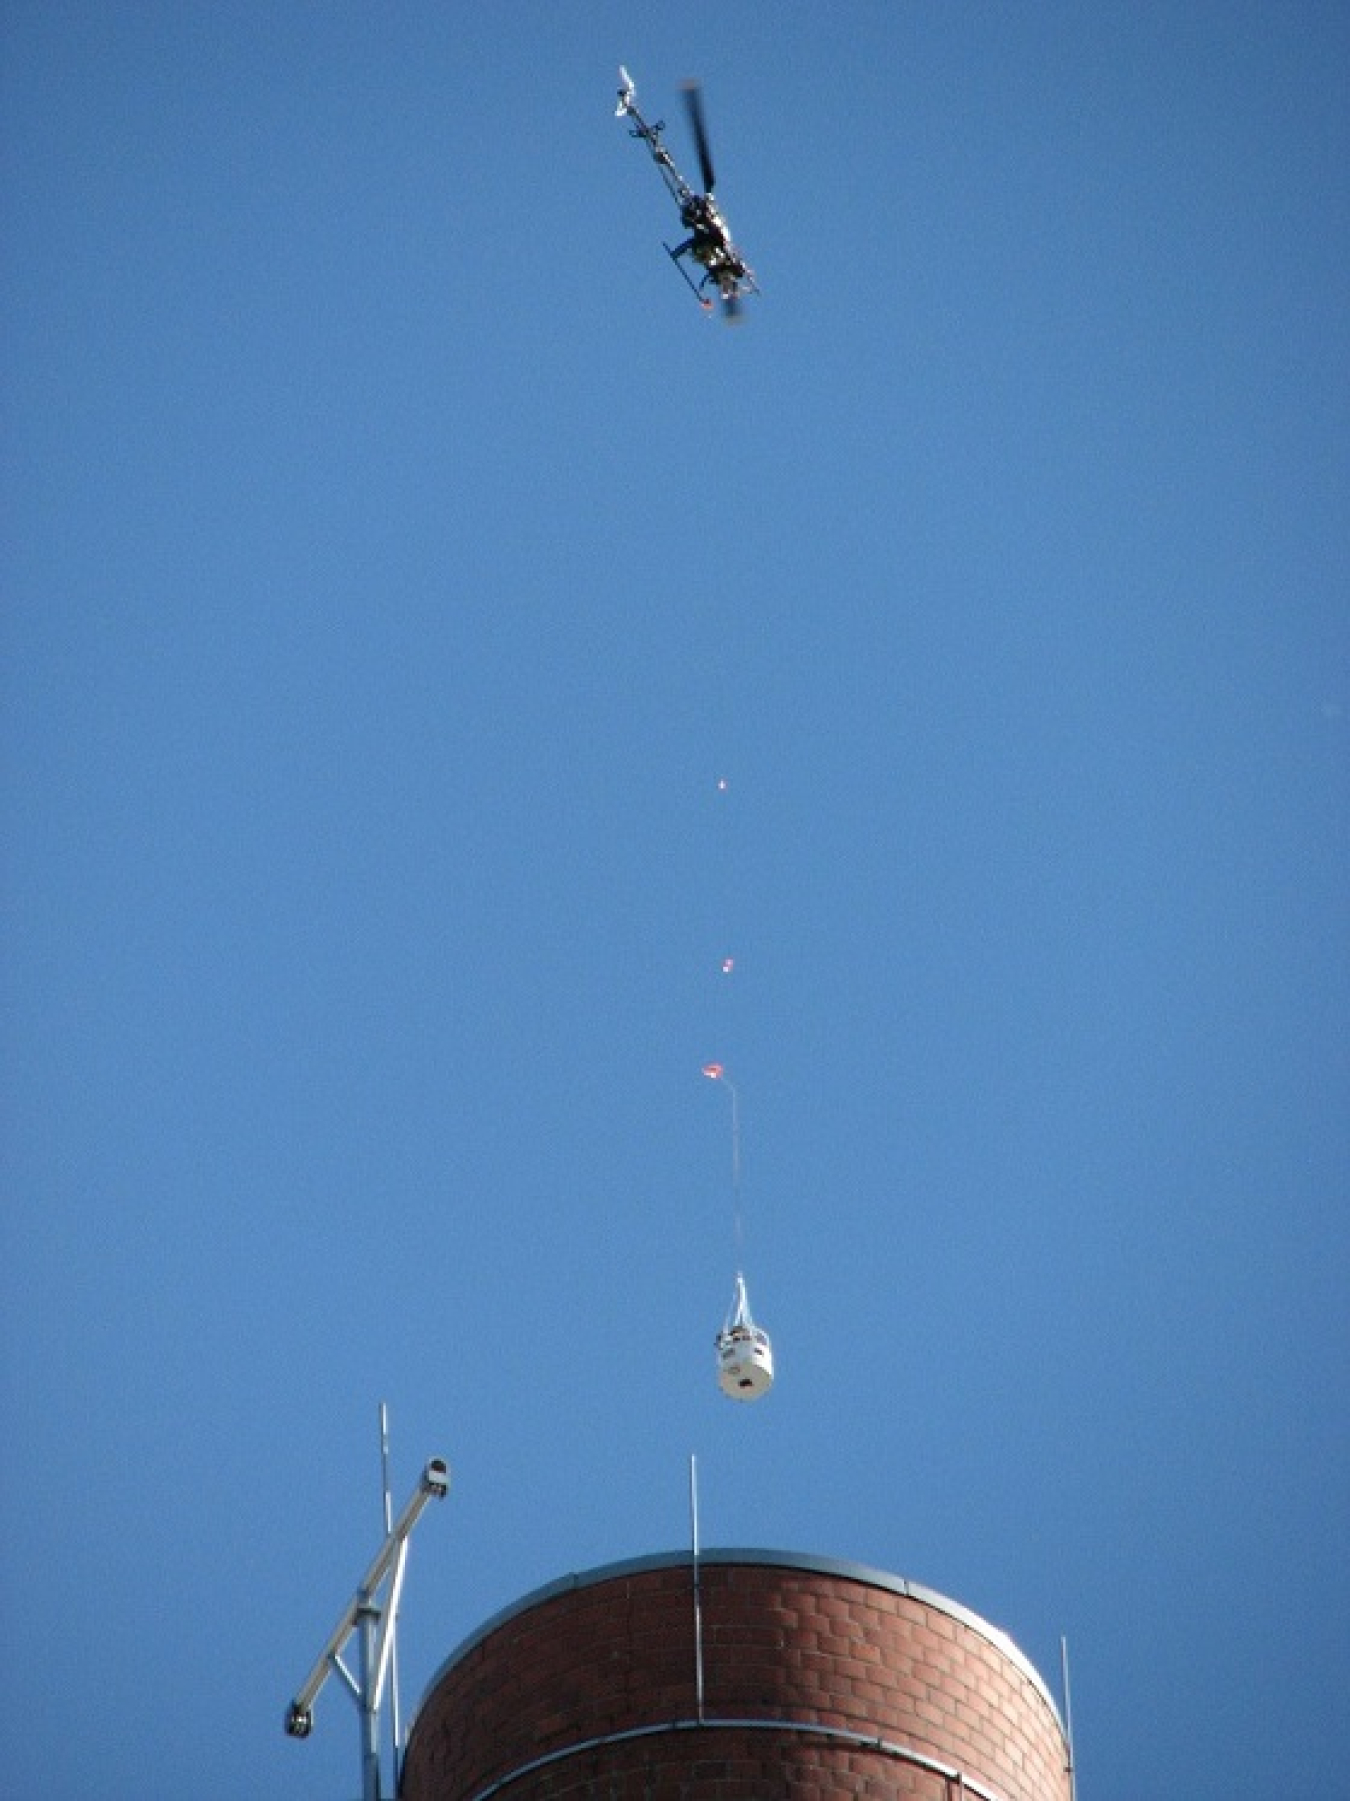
[664, 242, 715, 311]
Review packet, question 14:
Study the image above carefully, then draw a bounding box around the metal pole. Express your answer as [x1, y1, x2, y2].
[381, 1404, 405, 1791]
[358, 1601, 382, 1801]
[1060, 1635, 1077, 1801]
[689, 1455, 705, 1723]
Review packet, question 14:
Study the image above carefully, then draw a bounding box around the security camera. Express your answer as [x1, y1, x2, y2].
[285, 1703, 313, 1738]
[423, 1458, 450, 1498]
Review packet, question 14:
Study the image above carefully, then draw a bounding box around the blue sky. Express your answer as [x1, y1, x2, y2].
[2, 5, 1346, 1798]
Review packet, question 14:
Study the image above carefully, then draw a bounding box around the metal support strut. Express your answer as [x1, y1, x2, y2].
[285, 1455, 450, 1801]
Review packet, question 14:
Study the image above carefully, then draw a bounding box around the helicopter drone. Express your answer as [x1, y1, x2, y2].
[616, 66, 758, 319]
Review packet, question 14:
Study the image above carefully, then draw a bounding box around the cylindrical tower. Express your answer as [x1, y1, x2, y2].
[401, 1549, 1071, 1801]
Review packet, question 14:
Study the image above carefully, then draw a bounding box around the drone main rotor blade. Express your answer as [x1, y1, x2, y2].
[681, 80, 716, 194]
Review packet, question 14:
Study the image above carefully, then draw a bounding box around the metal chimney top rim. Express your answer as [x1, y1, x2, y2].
[409, 1547, 1064, 1734]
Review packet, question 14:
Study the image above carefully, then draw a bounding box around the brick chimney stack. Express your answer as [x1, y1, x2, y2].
[401, 1550, 1071, 1800]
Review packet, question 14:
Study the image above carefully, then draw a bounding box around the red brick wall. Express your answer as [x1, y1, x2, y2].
[401, 1556, 1070, 1801]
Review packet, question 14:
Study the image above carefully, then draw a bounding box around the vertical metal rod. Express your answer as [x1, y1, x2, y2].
[380, 1401, 394, 1530]
[380, 1403, 404, 1793]
[1060, 1634, 1077, 1801]
[689, 1454, 705, 1723]
[358, 1603, 382, 1801]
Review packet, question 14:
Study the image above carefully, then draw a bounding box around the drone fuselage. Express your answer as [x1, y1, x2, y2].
[618, 70, 756, 315]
